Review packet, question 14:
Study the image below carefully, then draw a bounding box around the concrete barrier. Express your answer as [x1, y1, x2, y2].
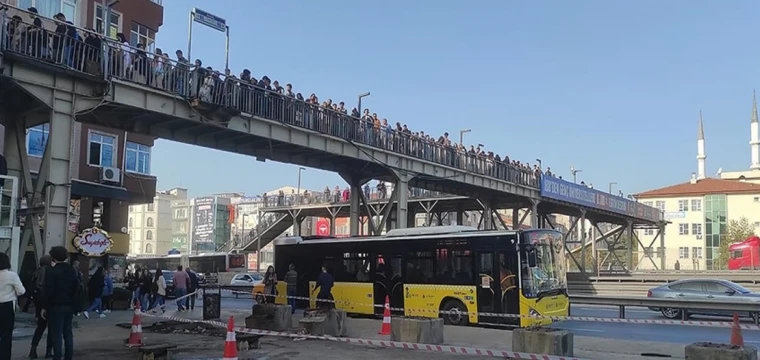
[299, 315, 327, 336]
[684, 342, 758, 360]
[245, 304, 293, 331]
[301, 309, 348, 337]
[512, 328, 573, 357]
[390, 317, 444, 345]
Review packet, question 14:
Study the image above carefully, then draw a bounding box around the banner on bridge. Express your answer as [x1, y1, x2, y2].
[540, 176, 662, 222]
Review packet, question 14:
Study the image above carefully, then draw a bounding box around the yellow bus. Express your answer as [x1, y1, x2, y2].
[272, 226, 568, 327]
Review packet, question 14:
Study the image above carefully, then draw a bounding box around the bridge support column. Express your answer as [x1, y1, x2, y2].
[579, 209, 587, 274]
[326, 207, 340, 236]
[45, 96, 75, 254]
[482, 202, 493, 230]
[393, 171, 410, 229]
[456, 205, 464, 225]
[530, 200, 539, 228]
[626, 220, 634, 270]
[659, 223, 666, 270]
[339, 173, 370, 236]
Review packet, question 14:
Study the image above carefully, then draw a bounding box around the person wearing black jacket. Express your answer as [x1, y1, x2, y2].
[28, 255, 53, 359]
[43, 246, 80, 360]
[138, 269, 152, 311]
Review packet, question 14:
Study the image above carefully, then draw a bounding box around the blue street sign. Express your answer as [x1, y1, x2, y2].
[192, 8, 227, 33]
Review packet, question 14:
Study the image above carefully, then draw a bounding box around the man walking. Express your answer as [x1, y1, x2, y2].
[185, 267, 199, 311]
[284, 264, 298, 314]
[173, 265, 189, 311]
[43, 246, 80, 360]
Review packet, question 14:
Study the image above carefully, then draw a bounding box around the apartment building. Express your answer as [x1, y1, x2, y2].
[0, 0, 163, 243]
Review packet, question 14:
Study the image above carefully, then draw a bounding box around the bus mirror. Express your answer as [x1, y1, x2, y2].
[527, 252, 537, 268]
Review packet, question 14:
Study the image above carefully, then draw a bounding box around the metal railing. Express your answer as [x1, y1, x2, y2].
[0, 6, 540, 191]
[222, 212, 288, 252]
[260, 187, 450, 208]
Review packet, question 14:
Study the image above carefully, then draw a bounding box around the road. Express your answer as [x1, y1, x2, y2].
[554, 304, 760, 347]
[205, 293, 757, 347]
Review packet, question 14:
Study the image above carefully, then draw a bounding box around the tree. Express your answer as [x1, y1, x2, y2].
[716, 217, 755, 269]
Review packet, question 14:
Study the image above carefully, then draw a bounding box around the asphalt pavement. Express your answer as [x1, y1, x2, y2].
[555, 304, 760, 346]
[210, 293, 757, 347]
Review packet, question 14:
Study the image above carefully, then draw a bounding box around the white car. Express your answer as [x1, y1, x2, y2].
[230, 272, 264, 286]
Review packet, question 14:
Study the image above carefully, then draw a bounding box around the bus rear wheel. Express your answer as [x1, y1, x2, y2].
[441, 299, 469, 326]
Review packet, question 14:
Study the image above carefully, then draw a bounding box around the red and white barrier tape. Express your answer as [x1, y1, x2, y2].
[139, 311, 588, 360]
[211, 287, 758, 330]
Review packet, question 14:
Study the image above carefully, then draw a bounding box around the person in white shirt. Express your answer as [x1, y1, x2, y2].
[0, 252, 25, 359]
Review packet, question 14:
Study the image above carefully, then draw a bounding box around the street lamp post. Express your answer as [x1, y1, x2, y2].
[357, 92, 370, 114]
[570, 165, 582, 184]
[536, 158, 542, 170]
[297, 167, 306, 203]
[608, 182, 618, 194]
[459, 129, 471, 145]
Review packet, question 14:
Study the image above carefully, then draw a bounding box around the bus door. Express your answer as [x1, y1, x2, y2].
[373, 252, 403, 316]
[475, 251, 501, 324]
[498, 251, 520, 326]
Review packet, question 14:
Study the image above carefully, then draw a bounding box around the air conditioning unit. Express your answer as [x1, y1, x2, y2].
[100, 166, 121, 184]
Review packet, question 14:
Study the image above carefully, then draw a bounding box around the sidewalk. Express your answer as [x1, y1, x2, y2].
[10, 307, 687, 359]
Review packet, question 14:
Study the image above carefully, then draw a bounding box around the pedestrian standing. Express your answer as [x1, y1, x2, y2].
[263, 266, 277, 304]
[28, 255, 53, 359]
[138, 269, 152, 311]
[102, 270, 114, 313]
[43, 246, 80, 360]
[284, 264, 298, 314]
[173, 266, 189, 311]
[311, 265, 334, 309]
[0, 252, 25, 360]
[185, 267, 199, 311]
[83, 267, 106, 319]
[151, 269, 166, 312]
[126, 268, 140, 309]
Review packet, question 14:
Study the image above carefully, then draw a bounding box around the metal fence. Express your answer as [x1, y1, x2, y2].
[260, 187, 450, 208]
[0, 6, 540, 190]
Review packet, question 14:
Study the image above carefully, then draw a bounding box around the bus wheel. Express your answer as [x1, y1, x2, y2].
[660, 308, 682, 319]
[441, 299, 469, 326]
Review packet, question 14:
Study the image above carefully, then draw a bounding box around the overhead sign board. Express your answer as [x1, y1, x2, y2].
[540, 176, 663, 223]
[73, 227, 113, 257]
[192, 8, 227, 33]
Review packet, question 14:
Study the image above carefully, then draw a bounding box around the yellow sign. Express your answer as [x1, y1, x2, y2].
[72, 227, 113, 257]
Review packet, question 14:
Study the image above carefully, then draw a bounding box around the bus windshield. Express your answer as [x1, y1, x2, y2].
[521, 230, 567, 298]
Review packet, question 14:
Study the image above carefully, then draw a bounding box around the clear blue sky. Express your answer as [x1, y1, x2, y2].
[153, 0, 760, 198]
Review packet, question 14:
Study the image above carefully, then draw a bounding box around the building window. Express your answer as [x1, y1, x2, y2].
[644, 228, 654, 236]
[692, 223, 703, 237]
[145, 243, 152, 253]
[678, 247, 690, 259]
[128, 230, 133, 239]
[692, 247, 703, 259]
[643, 201, 653, 207]
[125, 142, 151, 174]
[128, 218, 133, 228]
[691, 199, 702, 211]
[147, 203, 154, 211]
[146, 217, 153, 227]
[175, 208, 187, 218]
[678, 223, 689, 235]
[94, 4, 121, 39]
[130, 22, 155, 52]
[20, 0, 78, 26]
[88, 132, 116, 167]
[655, 201, 665, 211]
[146, 230, 153, 240]
[26, 124, 49, 157]
[678, 200, 688, 212]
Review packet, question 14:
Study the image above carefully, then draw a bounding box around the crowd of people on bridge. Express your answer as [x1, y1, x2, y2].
[2, 6, 563, 189]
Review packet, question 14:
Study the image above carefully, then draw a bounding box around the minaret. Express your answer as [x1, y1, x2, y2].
[751, 90, 760, 170]
[697, 111, 706, 180]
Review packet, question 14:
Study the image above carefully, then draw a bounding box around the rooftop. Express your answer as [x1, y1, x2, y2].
[635, 178, 760, 198]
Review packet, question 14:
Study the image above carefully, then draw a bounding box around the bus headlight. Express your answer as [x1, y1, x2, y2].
[529, 308, 541, 317]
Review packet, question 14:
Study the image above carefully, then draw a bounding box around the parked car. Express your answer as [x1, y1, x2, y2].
[230, 272, 264, 286]
[647, 278, 760, 320]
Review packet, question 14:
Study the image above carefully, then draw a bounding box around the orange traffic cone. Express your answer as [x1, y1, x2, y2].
[378, 296, 391, 335]
[730, 313, 744, 346]
[223, 316, 238, 360]
[125, 300, 143, 347]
